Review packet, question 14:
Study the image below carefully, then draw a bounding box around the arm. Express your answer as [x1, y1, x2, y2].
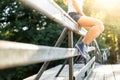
[72, 0, 85, 16]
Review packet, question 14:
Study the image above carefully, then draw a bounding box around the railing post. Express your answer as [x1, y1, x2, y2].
[68, 30, 74, 80]
[55, 28, 68, 46]
[94, 40, 103, 63]
[56, 33, 84, 77]
[34, 28, 68, 80]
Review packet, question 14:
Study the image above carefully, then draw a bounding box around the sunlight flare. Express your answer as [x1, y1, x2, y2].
[95, 0, 120, 10]
[95, 0, 120, 16]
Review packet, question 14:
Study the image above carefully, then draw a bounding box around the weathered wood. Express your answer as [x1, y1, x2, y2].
[104, 65, 115, 80]
[84, 62, 96, 80]
[58, 64, 85, 79]
[24, 64, 85, 80]
[68, 30, 74, 80]
[0, 40, 95, 70]
[24, 65, 63, 80]
[85, 64, 102, 80]
[34, 28, 68, 80]
[84, 68, 96, 80]
[85, 64, 120, 80]
[34, 62, 50, 80]
[19, 0, 88, 36]
[94, 65, 104, 80]
[75, 56, 95, 80]
[55, 28, 68, 47]
[111, 64, 120, 80]
[0, 40, 79, 69]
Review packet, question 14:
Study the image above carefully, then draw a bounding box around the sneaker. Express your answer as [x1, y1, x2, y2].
[75, 42, 90, 61]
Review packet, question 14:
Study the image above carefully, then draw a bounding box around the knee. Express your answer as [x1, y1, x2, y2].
[95, 19, 104, 33]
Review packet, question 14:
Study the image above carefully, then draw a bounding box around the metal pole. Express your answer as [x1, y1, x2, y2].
[94, 40, 102, 63]
[56, 34, 83, 77]
[55, 28, 68, 46]
[34, 62, 49, 80]
[55, 60, 68, 77]
[68, 30, 73, 80]
[34, 28, 68, 80]
[74, 36, 83, 63]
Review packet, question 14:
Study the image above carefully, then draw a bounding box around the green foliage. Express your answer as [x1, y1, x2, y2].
[54, 0, 68, 11]
[84, 0, 120, 64]
[0, 0, 63, 44]
[0, 0, 63, 79]
[0, 64, 41, 80]
[1, 0, 120, 79]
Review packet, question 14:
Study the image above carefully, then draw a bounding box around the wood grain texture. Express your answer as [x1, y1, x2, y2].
[0, 40, 79, 69]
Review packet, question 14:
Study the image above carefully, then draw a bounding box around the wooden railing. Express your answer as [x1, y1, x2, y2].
[0, 40, 79, 69]
[0, 0, 103, 80]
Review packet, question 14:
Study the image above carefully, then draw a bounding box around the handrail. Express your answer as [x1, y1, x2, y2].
[0, 40, 79, 69]
[34, 28, 68, 80]
[0, 0, 102, 80]
[19, 0, 88, 36]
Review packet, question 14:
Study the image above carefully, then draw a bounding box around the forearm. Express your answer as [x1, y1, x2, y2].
[72, 0, 85, 16]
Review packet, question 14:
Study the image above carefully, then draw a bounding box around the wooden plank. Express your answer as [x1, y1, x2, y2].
[111, 64, 120, 80]
[85, 64, 104, 80]
[75, 56, 95, 80]
[24, 65, 64, 80]
[58, 64, 85, 77]
[84, 62, 97, 80]
[86, 64, 118, 80]
[85, 71, 96, 80]
[19, 0, 88, 36]
[94, 65, 105, 80]
[24, 64, 85, 80]
[104, 65, 115, 80]
[0, 40, 79, 69]
[85, 68, 97, 80]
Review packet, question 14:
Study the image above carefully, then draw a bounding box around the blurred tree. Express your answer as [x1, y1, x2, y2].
[0, 0, 63, 44]
[1, 0, 120, 79]
[0, 0, 64, 79]
[83, 0, 120, 64]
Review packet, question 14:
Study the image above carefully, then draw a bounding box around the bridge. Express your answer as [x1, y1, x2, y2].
[0, 0, 120, 80]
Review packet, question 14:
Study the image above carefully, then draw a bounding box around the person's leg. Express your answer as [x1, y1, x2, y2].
[77, 16, 104, 45]
[69, 13, 104, 61]
[75, 16, 104, 61]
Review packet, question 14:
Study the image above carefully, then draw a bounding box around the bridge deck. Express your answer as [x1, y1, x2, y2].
[85, 64, 120, 80]
[24, 64, 85, 80]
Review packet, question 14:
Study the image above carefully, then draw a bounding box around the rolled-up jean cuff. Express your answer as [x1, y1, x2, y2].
[68, 12, 81, 22]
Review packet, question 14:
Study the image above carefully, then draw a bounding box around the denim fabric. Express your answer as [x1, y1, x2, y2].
[68, 12, 81, 22]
